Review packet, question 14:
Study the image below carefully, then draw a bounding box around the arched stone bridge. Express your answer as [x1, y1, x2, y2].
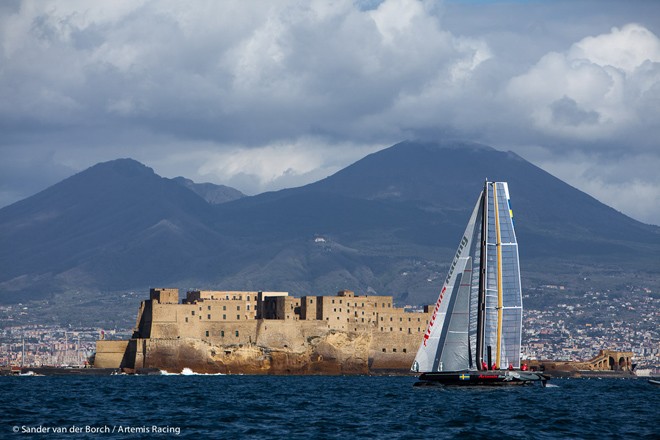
[585, 349, 634, 371]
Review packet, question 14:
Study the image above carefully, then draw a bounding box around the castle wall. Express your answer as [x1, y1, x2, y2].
[185, 290, 259, 320]
[300, 296, 318, 320]
[94, 340, 130, 368]
[150, 288, 179, 304]
[256, 291, 289, 319]
[100, 288, 434, 374]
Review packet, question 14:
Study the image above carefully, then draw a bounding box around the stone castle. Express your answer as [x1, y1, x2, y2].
[95, 288, 433, 374]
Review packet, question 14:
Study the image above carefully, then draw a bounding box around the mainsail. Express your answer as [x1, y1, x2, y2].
[412, 181, 523, 373]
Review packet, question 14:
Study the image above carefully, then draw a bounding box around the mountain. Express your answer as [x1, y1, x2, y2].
[0, 159, 237, 300]
[1, 142, 659, 309]
[302, 140, 659, 254]
[171, 177, 245, 204]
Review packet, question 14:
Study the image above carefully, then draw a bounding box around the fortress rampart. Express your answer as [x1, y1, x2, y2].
[527, 349, 636, 378]
[95, 288, 433, 374]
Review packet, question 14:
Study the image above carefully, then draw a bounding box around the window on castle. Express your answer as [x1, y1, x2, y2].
[223, 314, 226, 320]
[192, 311, 195, 316]
[403, 348, 407, 353]
[247, 304, 250, 310]
[393, 348, 397, 353]
[221, 331, 225, 337]
[390, 317, 392, 322]
[235, 331, 239, 337]
[207, 314, 211, 320]
[205, 331, 209, 337]
[223, 306, 226, 311]
[237, 305, 241, 311]
[382, 348, 386, 352]
[185, 317, 188, 323]
[208, 306, 211, 310]
[237, 315, 240, 320]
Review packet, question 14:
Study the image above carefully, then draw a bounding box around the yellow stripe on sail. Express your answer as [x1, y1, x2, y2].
[493, 183, 503, 368]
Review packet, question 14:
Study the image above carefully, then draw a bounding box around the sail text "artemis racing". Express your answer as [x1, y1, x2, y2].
[422, 235, 469, 346]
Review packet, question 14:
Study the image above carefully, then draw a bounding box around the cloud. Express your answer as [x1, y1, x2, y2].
[533, 151, 660, 226]
[0, 1, 659, 225]
[0, 0, 492, 144]
[506, 24, 660, 144]
[194, 138, 383, 195]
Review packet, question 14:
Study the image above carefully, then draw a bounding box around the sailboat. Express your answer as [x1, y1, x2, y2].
[412, 181, 549, 386]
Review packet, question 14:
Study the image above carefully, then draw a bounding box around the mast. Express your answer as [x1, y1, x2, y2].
[476, 181, 488, 370]
[493, 182, 504, 367]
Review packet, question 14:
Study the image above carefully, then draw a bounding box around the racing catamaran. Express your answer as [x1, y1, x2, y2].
[412, 181, 549, 386]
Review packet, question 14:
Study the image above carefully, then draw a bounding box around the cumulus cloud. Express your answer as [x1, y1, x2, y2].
[0, 0, 659, 224]
[507, 24, 660, 143]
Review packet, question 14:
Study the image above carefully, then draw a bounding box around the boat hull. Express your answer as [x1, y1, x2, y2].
[414, 370, 550, 386]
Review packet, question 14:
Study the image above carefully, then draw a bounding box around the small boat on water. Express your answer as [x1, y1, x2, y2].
[649, 379, 660, 386]
[412, 181, 549, 387]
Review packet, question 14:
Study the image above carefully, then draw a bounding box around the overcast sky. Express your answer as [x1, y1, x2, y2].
[1, 0, 659, 225]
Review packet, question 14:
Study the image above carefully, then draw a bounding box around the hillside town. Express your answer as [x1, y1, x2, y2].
[1, 284, 657, 372]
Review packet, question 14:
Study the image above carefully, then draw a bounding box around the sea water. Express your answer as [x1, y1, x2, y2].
[1, 375, 658, 439]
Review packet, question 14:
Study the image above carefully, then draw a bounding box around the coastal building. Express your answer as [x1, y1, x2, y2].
[95, 288, 434, 374]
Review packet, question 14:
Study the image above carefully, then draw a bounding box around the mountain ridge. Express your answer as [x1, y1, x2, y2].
[1, 141, 658, 308]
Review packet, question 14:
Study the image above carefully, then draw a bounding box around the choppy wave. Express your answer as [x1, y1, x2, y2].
[159, 367, 226, 376]
[1, 376, 656, 439]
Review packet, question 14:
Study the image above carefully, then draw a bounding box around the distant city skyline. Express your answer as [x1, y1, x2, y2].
[1, 0, 659, 225]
